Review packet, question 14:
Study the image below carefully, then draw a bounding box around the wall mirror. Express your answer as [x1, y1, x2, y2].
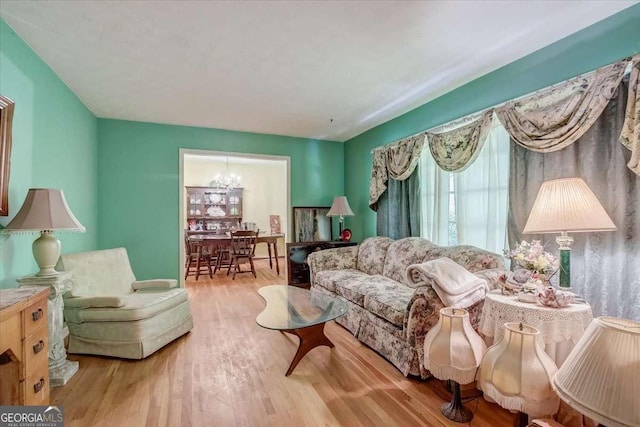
[0, 95, 15, 216]
[293, 207, 332, 242]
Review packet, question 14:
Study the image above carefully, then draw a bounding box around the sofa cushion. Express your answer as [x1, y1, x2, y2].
[364, 284, 414, 327]
[335, 274, 402, 307]
[356, 236, 394, 275]
[315, 269, 364, 293]
[65, 288, 189, 323]
[382, 237, 439, 284]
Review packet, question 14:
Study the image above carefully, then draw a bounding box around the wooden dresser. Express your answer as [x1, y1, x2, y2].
[0, 286, 50, 405]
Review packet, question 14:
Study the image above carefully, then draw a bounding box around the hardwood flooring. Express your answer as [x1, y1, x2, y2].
[51, 259, 514, 427]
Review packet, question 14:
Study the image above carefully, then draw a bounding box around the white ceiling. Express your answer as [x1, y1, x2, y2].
[1, 1, 636, 142]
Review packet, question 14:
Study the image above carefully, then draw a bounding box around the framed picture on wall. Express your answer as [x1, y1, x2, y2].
[0, 95, 15, 216]
[293, 207, 332, 242]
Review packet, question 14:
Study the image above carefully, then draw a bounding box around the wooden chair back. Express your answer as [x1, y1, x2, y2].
[230, 230, 259, 257]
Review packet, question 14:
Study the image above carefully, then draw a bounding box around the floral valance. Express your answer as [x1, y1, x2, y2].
[369, 133, 425, 210]
[426, 111, 493, 172]
[621, 55, 640, 175]
[495, 60, 629, 153]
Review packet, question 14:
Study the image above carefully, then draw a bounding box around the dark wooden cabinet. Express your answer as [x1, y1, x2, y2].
[286, 241, 358, 288]
[186, 186, 243, 234]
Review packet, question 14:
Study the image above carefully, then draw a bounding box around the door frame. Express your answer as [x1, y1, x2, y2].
[178, 148, 291, 285]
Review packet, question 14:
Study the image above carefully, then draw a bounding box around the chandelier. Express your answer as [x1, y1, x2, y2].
[211, 157, 241, 188]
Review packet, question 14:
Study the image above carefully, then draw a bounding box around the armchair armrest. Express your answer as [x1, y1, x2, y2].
[63, 295, 126, 308]
[132, 279, 178, 291]
[307, 246, 359, 286]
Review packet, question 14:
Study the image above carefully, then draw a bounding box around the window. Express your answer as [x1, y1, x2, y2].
[420, 118, 510, 254]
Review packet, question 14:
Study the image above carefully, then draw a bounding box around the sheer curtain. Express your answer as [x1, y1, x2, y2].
[419, 148, 449, 246]
[455, 120, 510, 254]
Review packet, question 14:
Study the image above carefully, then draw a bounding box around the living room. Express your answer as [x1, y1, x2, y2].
[1, 2, 639, 426]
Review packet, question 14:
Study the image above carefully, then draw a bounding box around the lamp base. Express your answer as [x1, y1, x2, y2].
[33, 231, 61, 276]
[514, 411, 528, 427]
[440, 381, 473, 423]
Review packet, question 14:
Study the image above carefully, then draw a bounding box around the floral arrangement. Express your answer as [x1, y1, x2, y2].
[504, 240, 559, 278]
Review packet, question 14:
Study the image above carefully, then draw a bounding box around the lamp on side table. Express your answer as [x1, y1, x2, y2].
[522, 178, 616, 288]
[3, 188, 85, 387]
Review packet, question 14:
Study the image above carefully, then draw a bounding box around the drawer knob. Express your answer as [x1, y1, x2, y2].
[32, 308, 44, 322]
[33, 340, 45, 354]
[33, 377, 45, 393]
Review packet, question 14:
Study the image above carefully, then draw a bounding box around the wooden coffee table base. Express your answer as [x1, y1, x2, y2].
[282, 323, 334, 376]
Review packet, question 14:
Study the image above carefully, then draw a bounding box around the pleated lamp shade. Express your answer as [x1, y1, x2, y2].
[479, 323, 559, 418]
[424, 308, 487, 385]
[522, 178, 616, 234]
[552, 317, 640, 427]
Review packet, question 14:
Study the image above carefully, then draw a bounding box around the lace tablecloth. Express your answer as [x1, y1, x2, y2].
[479, 290, 593, 349]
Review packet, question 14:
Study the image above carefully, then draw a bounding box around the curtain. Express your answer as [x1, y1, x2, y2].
[496, 60, 629, 153]
[508, 80, 640, 320]
[369, 134, 425, 210]
[427, 111, 493, 172]
[376, 169, 421, 239]
[621, 55, 640, 174]
[455, 119, 510, 254]
[419, 148, 450, 246]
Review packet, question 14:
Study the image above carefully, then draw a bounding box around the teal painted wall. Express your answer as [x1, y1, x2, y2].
[344, 5, 640, 242]
[97, 119, 343, 280]
[0, 19, 98, 287]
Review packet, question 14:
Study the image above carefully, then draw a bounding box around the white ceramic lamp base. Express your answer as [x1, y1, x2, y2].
[33, 231, 61, 276]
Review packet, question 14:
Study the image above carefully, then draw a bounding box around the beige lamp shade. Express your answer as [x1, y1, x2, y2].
[326, 196, 354, 217]
[3, 189, 85, 276]
[523, 178, 616, 234]
[3, 188, 85, 233]
[552, 317, 640, 427]
[424, 307, 487, 385]
[479, 322, 559, 418]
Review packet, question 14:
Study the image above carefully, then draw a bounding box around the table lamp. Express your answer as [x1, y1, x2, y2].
[522, 177, 616, 288]
[2, 188, 85, 276]
[478, 322, 559, 427]
[326, 196, 354, 239]
[424, 308, 487, 423]
[552, 316, 640, 427]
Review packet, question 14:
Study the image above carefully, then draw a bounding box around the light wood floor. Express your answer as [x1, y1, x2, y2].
[51, 258, 514, 427]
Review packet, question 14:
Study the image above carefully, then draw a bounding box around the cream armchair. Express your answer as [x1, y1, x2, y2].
[58, 248, 193, 359]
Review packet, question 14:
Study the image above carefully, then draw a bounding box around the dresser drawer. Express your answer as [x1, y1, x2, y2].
[0, 312, 22, 361]
[23, 363, 49, 406]
[23, 298, 47, 338]
[23, 325, 48, 376]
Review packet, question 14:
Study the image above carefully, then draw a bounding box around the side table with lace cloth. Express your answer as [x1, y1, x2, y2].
[478, 290, 593, 367]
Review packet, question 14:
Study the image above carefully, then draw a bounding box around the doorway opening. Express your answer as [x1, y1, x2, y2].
[178, 149, 290, 284]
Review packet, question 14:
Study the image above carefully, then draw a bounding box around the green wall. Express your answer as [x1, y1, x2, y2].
[344, 5, 640, 242]
[97, 119, 343, 280]
[0, 19, 98, 287]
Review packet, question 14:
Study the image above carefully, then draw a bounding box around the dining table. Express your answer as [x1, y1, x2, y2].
[189, 232, 285, 279]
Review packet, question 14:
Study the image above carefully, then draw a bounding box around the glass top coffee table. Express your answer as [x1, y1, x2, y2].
[256, 285, 348, 376]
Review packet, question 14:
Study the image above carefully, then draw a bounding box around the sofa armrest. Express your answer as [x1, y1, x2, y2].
[132, 279, 178, 290]
[63, 295, 126, 308]
[473, 268, 506, 290]
[307, 246, 359, 286]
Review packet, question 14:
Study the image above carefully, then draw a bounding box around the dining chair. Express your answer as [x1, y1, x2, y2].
[227, 229, 259, 279]
[184, 234, 212, 280]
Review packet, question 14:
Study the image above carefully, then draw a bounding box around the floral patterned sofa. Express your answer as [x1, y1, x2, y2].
[307, 236, 505, 378]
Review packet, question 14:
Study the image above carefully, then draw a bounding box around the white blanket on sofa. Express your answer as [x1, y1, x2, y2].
[406, 257, 488, 308]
